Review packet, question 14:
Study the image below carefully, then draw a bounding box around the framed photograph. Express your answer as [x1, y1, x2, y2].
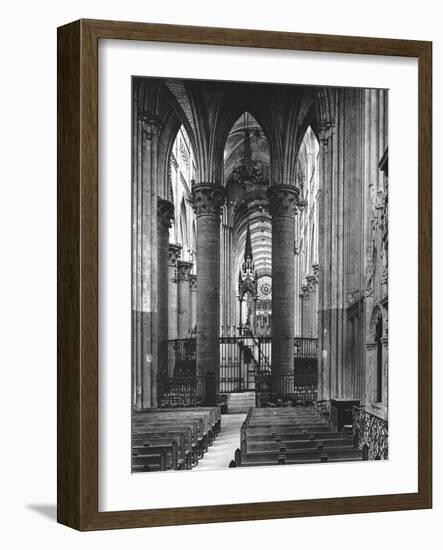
[57, 19, 432, 530]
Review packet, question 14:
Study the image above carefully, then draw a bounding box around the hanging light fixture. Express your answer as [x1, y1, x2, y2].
[231, 113, 262, 189]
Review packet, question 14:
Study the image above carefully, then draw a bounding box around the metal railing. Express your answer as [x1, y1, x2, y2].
[167, 338, 196, 376]
[166, 336, 318, 401]
[294, 337, 318, 358]
[156, 374, 216, 408]
[352, 406, 388, 460]
[256, 374, 317, 406]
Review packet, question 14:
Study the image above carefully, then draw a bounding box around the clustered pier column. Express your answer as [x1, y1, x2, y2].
[189, 274, 197, 333]
[267, 184, 300, 396]
[177, 260, 193, 338]
[157, 198, 175, 381]
[191, 182, 226, 405]
[168, 243, 182, 376]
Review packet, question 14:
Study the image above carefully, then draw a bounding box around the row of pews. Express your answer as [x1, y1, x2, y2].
[232, 406, 363, 467]
[132, 407, 221, 472]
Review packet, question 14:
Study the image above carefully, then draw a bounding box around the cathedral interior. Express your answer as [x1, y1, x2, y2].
[131, 77, 389, 472]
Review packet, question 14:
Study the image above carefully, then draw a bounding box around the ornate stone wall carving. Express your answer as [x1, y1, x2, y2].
[369, 305, 383, 341]
[353, 407, 389, 460]
[306, 274, 317, 292]
[189, 274, 197, 290]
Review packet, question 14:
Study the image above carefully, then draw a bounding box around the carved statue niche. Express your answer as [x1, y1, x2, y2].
[369, 305, 383, 343]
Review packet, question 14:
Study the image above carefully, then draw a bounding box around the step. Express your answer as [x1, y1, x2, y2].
[227, 392, 256, 413]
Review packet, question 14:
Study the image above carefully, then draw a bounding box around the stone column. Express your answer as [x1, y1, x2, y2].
[381, 336, 389, 418]
[177, 260, 193, 338]
[267, 184, 300, 396]
[311, 264, 319, 337]
[317, 119, 335, 402]
[168, 243, 181, 376]
[301, 283, 310, 337]
[191, 182, 226, 405]
[157, 198, 174, 380]
[189, 274, 197, 334]
[364, 342, 377, 408]
[133, 113, 160, 409]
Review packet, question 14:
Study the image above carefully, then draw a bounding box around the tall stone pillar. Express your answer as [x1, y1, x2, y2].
[177, 260, 193, 338]
[191, 182, 226, 405]
[267, 184, 299, 395]
[157, 199, 174, 381]
[364, 342, 377, 408]
[168, 243, 181, 376]
[132, 113, 160, 409]
[301, 283, 310, 337]
[311, 264, 319, 337]
[189, 274, 197, 334]
[168, 244, 182, 339]
[381, 336, 389, 417]
[317, 119, 335, 401]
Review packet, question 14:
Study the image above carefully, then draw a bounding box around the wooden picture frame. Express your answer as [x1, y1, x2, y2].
[57, 19, 432, 530]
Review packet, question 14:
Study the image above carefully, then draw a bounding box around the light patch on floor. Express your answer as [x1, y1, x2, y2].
[193, 413, 247, 471]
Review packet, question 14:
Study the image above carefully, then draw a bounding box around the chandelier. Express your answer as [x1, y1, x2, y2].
[231, 113, 262, 189]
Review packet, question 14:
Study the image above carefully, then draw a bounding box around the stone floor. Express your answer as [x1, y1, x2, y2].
[193, 413, 247, 471]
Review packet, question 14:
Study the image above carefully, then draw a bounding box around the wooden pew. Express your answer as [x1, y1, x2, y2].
[133, 432, 188, 469]
[133, 440, 179, 470]
[134, 421, 200, 463]
[132, 407, 220, 471]
[131, 448, 167, 471]
[234, 407, 362, 468]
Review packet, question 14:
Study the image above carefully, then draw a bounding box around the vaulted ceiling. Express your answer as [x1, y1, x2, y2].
[134, 76, 328, 282]
[223, 113, 272, 280]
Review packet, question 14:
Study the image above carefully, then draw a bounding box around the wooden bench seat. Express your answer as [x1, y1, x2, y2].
[132, 432, 189, 467]
[245, 424, 332, 435]
[236, 456, 363, 467]
[233, 407, 362, 468]
[246, 431, 345, 442]
[132, 407, 220, 471]
[133, 440, 179, 470]
[134, 422, 200, 461]
[239, 446, 362, 465]
[132, 449, 167, 471]
[246, 437, 354, 452]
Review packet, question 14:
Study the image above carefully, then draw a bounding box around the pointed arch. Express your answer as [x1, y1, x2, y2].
[215, 98, 276, 186]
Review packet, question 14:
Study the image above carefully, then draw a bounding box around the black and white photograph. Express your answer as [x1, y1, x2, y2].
[131, 76, 389, 473]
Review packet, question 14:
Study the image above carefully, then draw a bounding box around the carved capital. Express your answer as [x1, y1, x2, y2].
[317, 120, 335, 151]
[157, 198, 174, 231]
[168, 243, 182, 267]
[306, 274, 317, 291]
[300, 284, 309, 299]
[177, 260, 193, 282]
[191, 182, 226, 217]
[189, 274, 197, 290]
[138, 112, 161, 140]
[267, 184, 300, 219]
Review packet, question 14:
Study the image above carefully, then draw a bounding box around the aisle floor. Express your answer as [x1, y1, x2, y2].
[194, 413, 247, 471]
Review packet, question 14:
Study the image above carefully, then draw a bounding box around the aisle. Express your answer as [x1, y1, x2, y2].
[194, 413, 247, 471]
